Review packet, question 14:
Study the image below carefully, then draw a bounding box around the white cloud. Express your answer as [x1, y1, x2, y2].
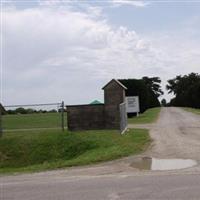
[37, 0, 72, 6]
[38, 0, 149, 8]
[2, 5, 200, 104]
[111, 0, 149, 7]
[86, 6, 103, 18]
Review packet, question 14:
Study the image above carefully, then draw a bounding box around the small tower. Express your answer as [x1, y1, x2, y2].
[102, 79, 127, 129]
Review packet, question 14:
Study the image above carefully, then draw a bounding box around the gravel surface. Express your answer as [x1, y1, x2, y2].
[145, 107, 200, 161]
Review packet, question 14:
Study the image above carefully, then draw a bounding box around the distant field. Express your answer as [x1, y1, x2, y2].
[183, 107, 200, 115]
[2, 108, 161, 130]
[2, 113, 67, 130]
[0, 129, 150, 174]
[128, 107, 161, 124]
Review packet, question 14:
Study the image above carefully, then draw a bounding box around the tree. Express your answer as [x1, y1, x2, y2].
[119, 77, 162, 113]
[142, 76, 164, 97]
[166, 73, 200, 108]
[161, 99, 167, 107]
[15, 107, 27, 114]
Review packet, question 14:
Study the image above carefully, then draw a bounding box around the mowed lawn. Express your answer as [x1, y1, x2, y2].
[0, 129, 150, 174]
[3, 108, 161, 130]
[128, 107, 161, 124]
[2, 112, 67, 130]
[183, 107, 200, 115]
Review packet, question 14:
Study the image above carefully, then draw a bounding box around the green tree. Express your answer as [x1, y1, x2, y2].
[15, 107, 27, 114]
[161, 99, 167, 107]
[142, 76, 164, 97]
[167, 73, 200, 108]
[119, 77, 162, 113]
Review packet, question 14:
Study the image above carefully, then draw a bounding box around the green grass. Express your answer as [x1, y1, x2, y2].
[128, 107, 161, 124]
[183, 107, 200, 115]
[0, 129, 150, 174]
[2, 113, 67, 130]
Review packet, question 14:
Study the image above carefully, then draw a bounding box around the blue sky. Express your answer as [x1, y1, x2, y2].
[1, 0, 200, 105]
[107, 2, 200, 31]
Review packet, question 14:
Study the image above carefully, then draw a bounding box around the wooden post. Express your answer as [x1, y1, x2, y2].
[61, 101, 64, 131]
[0, 110, 2, 137]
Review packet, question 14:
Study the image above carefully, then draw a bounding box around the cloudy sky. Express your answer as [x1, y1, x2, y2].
[1, 0, 200, 105]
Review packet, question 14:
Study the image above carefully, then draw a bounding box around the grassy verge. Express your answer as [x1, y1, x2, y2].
[128, 107, 161, 124]
[0, 129, 150, 174]
[183, 107, 200, 115]
[2, 112, 67, 130]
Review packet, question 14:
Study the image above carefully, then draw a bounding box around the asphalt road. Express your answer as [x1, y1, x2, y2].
[1, 173, 200, 200]
[1, 107, 200, 200]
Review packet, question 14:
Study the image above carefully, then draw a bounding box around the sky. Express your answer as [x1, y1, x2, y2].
[1, 0, 200, 106]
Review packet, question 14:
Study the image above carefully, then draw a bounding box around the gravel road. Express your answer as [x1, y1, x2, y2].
[1, 107, 200, 200]
[138, 107, 200, 161]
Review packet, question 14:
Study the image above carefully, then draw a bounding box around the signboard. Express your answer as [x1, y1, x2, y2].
[125, 96, 140, 113]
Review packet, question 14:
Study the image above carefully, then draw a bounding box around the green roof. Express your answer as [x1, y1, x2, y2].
[90, 100, 103, 105]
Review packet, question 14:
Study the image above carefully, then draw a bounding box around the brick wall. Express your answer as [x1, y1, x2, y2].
[67, 104, 105, 131]
[67, 79, 127, 131]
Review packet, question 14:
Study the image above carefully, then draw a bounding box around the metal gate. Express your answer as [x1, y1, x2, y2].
[119, 102, 128, 134]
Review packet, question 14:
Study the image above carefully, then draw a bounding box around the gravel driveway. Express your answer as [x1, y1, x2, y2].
[137, 107, 200, 161]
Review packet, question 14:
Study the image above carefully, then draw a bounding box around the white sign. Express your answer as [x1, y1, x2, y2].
[126, 96, 140, 113]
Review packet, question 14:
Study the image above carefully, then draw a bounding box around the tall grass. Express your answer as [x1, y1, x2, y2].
[0, 129, 150, 174]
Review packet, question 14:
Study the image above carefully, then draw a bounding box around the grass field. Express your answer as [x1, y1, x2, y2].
[2, 112, 67, 130]
[0, 129, 150, 174]
[128, 107, 161, 124]
[2, 108, 161, 130]
[183, 107, 200, 115]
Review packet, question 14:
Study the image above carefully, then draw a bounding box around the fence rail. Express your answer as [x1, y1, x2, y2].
[4, 103, 61, 108]
[0, 101, 65, 136]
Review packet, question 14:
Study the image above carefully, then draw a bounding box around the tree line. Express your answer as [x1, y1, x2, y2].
[167, 73, 200, 108]
[120, 72, 200, 112]
[6, 108, 58, 115]
[2, 73, 200, 115]
[119, 77, 162, 113]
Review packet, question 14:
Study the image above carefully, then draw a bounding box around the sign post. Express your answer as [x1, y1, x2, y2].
[125, 96, 140, 115]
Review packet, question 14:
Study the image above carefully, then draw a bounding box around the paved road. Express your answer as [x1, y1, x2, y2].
[1, 173, 200, 200]
[1, 107, 200, 200]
